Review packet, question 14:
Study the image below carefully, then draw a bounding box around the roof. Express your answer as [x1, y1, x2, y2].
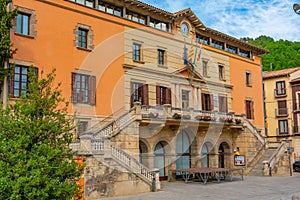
[263, 68, 300, 79]
[174, 8, 206, 30]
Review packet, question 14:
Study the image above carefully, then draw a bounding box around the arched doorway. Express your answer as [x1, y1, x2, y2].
[154, 141, 166, 179]
[218, 142, 230, 168]
[176, 130, 191, 170]
[201, 142, 212, 168]
[139, 141, 148, 166]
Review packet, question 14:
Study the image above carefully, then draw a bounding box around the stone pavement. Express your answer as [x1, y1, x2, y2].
[103, 173, 300, 200]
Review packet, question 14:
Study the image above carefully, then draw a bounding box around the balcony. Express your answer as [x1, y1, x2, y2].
[275, 108, 288, 117]
[274, 89, 287, 98]
[139, 105, 244, 127]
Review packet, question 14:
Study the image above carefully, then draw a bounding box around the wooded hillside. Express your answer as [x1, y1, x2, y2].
[241, 36, 300, 71]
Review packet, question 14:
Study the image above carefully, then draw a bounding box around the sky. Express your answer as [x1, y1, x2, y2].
[141, 0, 300, 42]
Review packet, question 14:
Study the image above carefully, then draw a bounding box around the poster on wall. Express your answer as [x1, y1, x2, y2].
[234, 155, 245, 166]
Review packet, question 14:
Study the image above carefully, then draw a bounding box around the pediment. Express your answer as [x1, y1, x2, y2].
[175, 66, 205, 82]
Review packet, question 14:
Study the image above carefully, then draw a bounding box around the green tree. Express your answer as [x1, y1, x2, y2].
[241, 35, 300, 71]
[0, 0, 17, 95]
[0, 68, 83, 199]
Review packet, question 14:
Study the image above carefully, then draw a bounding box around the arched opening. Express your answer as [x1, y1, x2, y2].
[154, 141, 167, 179]
[218, 142, 230, 168]
[139, 141, 148, 166]
[201, 142, 212, 168]
[176, 130, 191, 170]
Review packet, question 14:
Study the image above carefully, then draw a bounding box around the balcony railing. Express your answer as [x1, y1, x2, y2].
[140, 105, 244, 125]
[274, 89, 287, 98]
[275, 108, 288, 117]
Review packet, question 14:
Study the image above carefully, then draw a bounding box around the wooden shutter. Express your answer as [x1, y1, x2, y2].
[251, 101, 254, 120]
[71, 73, 78, 103]
[201, 93, 205, 110]
[130, 82, 134, 107]
[156, 85, 161, 105]
[166, 87, 171, 104]
[142, 84, 148, 106]
[210, 94, 213, 111]
[89, 75, 96, 106]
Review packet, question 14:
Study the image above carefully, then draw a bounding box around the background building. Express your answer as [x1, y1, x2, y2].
[263, 68, 300, 161]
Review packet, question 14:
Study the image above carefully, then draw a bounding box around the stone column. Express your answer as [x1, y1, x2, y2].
[171, 83, 176, 108]
[175, 84, 180, 108]
[197, 88, 202, 110]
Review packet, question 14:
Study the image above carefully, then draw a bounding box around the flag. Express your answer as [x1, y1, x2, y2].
[184, 38, 188, 65]
[188, 39, 194, 64]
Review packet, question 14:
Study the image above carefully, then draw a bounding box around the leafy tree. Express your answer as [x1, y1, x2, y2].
[0, 68, 83, 199]
[241, 35, 300, 71]
[0, 0, 17, 95]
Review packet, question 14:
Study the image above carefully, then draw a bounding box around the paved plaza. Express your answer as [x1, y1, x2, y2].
[103, 173, 300, 200]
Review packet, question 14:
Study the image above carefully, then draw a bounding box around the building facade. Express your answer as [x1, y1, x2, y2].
[8, 0, 270, 198]
[263, 68, 300, 161]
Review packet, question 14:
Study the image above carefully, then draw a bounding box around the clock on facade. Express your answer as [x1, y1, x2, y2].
[181, 23, 189, 36]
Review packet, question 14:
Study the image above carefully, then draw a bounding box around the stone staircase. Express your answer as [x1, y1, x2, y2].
[248, 148, 276, 176]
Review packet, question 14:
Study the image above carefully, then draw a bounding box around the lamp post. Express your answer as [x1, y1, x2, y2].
[294, 3, 300, 15]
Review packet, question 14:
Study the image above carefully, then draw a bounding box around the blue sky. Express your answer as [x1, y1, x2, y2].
[142, 0, 300, 42]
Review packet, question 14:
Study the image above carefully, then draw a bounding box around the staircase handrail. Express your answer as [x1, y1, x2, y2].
[92, 106, 136, 138]
[90, 106, 126, 131]
[244, 119, 265, 145]
[110, 142, 155, 184]
[268, 141, 286, 172]
[89, 139, 155, 183]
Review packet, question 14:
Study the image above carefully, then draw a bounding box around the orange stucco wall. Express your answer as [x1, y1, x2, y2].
[11, 0, 132, 116]
[230, 56, 264, 127]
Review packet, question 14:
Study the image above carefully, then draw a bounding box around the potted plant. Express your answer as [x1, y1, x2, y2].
[172, 113, 182, 119]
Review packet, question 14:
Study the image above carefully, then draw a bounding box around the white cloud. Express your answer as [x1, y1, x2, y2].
[142, 0, 300, 41]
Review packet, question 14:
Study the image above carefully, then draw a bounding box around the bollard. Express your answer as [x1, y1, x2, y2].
[152, 177, 156, 192]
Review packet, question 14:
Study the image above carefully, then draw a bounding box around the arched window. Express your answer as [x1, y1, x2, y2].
[154, 142, 166, 177]
[201, 143, 210, 168]
[176, 130, 191, 170]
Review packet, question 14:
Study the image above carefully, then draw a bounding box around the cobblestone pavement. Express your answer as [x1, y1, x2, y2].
[103, 173, 300, 200]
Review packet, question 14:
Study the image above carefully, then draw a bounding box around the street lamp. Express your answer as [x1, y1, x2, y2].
[294, 3, 300, 15]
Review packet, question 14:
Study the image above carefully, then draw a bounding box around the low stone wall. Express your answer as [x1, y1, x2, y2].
[84, 156, 151, 199]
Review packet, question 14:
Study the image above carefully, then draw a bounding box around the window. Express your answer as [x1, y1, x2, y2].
[218, 65, 225, 80]
[77, 121, 88, 133]
[133, 43, 141, 61]
[211, 39, 224, 50]
[9, 65, 38, 98]
[72, 0, 94, 7]
[196, 34, 209, 45]
[15, 7, 36, 37]
[226, 45, 237, 54]
[181, 90, 190, 109]
[16, 13, 29, 35]
[156, 86, 171, 105]
[278, 120, 288, 134]
[75, 24, 93, 51]
[98, 2, 123, 17]
[202, 93, 213, 111]
[126, 10, 146, 24]
[239, 49, 250, 58]
[245, 100, 254, 119]
[202, 61, 208, 77]
[219, 95, 227, 113]
[78, 28, 88, 49]
[130, 82, 148, 107]
[275, 81, 286, 96]
[158, 49, 165, 65]
[246, 71, 252, 86]
[277, 100, 288, 116]
[71, 73, 96, 105]
[150, 18, 169, 32]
